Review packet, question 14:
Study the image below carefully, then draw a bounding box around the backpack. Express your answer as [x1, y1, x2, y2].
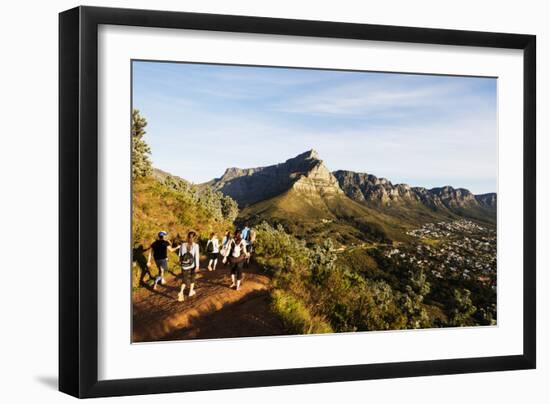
[179, 243, 195, 270]
[206, 240, 214, 253]
[228, 239, 246, 263]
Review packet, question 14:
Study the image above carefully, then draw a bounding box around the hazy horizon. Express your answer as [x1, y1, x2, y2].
[132, 61, 497, 194]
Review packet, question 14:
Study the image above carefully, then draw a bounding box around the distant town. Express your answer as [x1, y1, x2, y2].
[382, 219, 496, 288]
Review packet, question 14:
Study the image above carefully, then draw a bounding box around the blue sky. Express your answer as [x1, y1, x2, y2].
[132, 61, 497, 194]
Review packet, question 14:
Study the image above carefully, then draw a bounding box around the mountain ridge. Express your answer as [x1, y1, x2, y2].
[333, 169, 496, 213]
[204, 149, 496, 244]
[207, 149, 496, 213]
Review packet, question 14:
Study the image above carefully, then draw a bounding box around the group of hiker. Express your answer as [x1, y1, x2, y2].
[144, 225, 257, 302]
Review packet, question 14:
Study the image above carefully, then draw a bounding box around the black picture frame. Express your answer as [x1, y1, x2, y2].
[59, 5, 536, 398]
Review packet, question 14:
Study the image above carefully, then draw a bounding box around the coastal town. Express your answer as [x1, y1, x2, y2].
[383, 219, 497, 288]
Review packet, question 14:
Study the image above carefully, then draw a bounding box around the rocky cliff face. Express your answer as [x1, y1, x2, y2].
[333, 170, 420, 206]
[207, 149, 341, 206]
[333, 170, 496, 212]
[291, 159, 343, 196]
[475, 192, 497, 209]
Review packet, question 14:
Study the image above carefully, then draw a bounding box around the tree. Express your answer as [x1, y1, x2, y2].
[221, 195, 239, 222]
[132, 109, 152, 179]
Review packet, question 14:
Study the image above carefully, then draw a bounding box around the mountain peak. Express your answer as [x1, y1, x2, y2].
[290, 149, 321, 162]
[306, 148, 320, 159]
[209, 149, 341, 206]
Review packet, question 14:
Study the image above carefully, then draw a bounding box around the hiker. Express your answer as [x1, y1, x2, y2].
[220, 230, 232, 265]
[227, 230, 249, 291]
[177, 231, 200, 302]
[245, 227, 256, 268]
[133, 244, 152, 286]
[241, 223, 252, 268]
[206, 232, 220, 271]
[241, 223, 251, 244]
[147, 231, 177, 289]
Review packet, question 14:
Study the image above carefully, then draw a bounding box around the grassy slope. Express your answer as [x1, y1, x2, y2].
[133, 176, 233, 245]
[239, 187, 416, 245]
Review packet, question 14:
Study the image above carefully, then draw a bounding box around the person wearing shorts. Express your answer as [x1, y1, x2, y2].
[228, 230, 249, 291]
[177, 231, 200, 302]
[147, 231, 177, 289]
[181, 266, 196, 289]
[206, 232, 220, 271]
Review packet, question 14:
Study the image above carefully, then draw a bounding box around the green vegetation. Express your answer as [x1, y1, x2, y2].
[239, 187, 412, 248]
[154, 169, 239, 225]
[132, 110, 152, 179]
[254, 222, 437, 333]
[448, 288, 478, 327]
[133, 177, 236, 245]
[271, 289, 333, 334]
[253, 220, 491, 332]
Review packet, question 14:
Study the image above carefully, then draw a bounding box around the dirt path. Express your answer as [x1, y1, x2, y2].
[132, 258, 286, 342]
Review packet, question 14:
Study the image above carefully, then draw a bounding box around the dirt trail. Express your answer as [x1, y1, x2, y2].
[132, 258, 286, 342]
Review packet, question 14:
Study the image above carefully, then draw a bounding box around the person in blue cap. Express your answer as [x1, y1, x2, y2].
[147, 231, 177, 289]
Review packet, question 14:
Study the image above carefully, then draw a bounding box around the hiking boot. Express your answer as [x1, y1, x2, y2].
[177, 292, 184, 302]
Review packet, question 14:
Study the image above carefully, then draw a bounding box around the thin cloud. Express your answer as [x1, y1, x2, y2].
[132, 61, 497, 194]
[274, 78, 492, 119]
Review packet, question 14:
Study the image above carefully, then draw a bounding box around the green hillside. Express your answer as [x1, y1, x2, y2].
[133, 176, 235, 245]
[239, 187, 415, 246]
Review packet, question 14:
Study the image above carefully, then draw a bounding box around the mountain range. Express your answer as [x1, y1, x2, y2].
[204, 149, 496, 245]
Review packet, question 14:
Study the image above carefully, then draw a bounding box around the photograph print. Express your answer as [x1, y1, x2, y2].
[131, 60, 497, 343]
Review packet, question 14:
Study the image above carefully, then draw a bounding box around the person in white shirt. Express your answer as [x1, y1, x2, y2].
[227, 230, 249, 291]
[206, 232, 220, 271]
[177, 231, 200, 302]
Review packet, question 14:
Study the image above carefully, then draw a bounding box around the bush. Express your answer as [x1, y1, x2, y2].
[254, 221, 310, 273]
[270, 289, 332, 334]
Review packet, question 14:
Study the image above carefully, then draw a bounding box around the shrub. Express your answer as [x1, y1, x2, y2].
[448, 288, 477, 327]
[254, 221, 309, 273]
[270, 289, 332, 334]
